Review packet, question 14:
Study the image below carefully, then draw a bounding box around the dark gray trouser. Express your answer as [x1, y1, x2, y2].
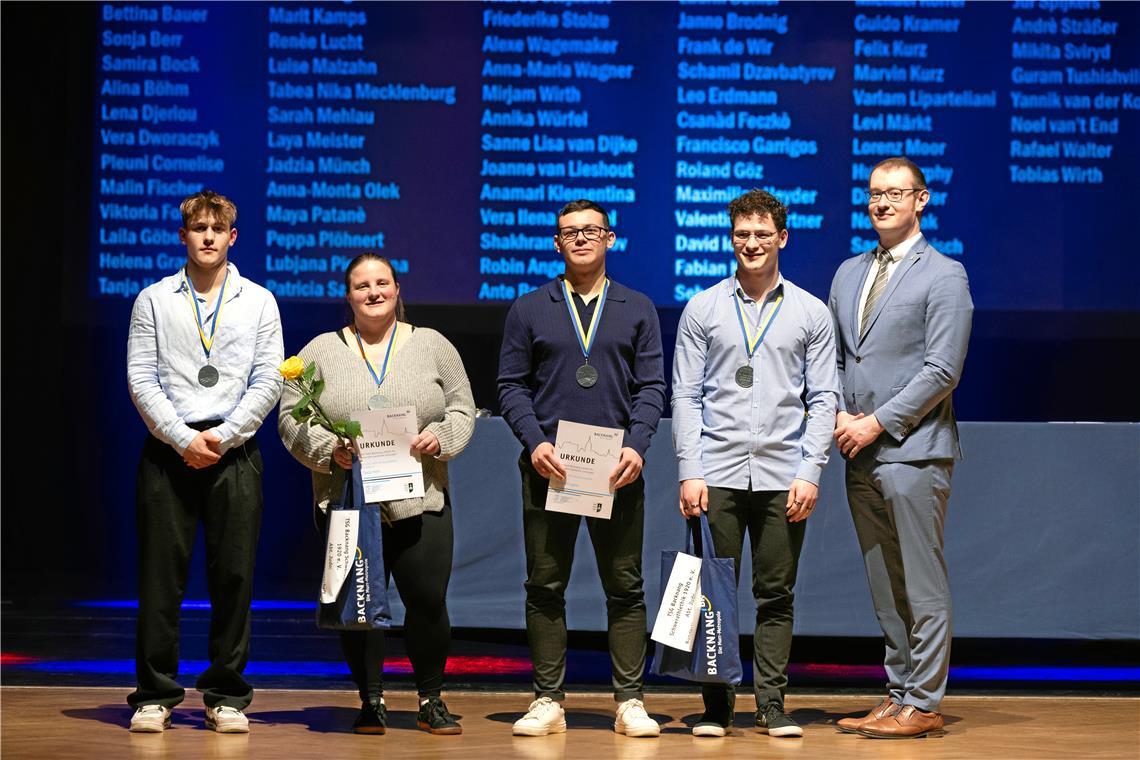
[701, 487, 805, 713]
[845, 459, 954, 712]
[128, 432, 263, 710]
[519, 453, 647, 703]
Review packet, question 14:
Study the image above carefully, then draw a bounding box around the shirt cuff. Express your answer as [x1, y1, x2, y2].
[677, 459, 704, 482]
[794, 461, 823, 487]
[211, 423, 240, 454]
[170, 424, 199, 453]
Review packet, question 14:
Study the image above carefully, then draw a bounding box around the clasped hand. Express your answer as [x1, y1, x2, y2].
[834, 411, 884, 458]
[183, 430, 222, 469]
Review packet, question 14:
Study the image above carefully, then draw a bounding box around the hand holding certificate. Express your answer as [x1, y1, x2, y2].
[353, 407, 425, 503]
[545, 420, 623, 519]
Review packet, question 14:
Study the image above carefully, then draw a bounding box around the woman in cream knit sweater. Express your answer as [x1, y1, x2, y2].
[279, 253, 475, 735]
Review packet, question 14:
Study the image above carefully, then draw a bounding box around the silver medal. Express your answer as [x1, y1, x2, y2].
[198, 365, 220, 387]
[734, 365, 754, 389]
[576, 364, 599, 389]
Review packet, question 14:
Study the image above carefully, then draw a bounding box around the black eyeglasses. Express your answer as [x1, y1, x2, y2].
[558, 225, 610, 242]
[864, 188, 924, 203]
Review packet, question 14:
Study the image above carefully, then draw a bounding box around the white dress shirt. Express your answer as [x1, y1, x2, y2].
[127, 263, 284, 453]
[857, 231, 923, 334]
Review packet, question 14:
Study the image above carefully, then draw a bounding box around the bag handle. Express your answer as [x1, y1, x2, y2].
[334, 458, 368, 510]
[684, 512, 719, 559]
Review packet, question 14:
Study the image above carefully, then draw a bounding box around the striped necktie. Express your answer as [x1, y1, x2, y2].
[859, 248, 892, 339]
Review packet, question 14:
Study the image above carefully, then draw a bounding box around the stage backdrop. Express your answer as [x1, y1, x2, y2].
[89, 1, 1139, 309]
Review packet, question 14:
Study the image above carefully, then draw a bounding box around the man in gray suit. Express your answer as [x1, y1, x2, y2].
[828, 157, 973, 739]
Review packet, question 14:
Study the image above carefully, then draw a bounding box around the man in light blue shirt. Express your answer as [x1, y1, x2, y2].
[125, 190, 283, 734]
[672, 189, 839, 738]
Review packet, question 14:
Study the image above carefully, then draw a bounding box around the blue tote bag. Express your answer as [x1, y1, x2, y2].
[317, 459, 392, 630]
[652, 512, 742, 684]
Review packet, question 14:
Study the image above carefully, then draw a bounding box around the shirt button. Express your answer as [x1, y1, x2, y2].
[855, 355, 862, 363]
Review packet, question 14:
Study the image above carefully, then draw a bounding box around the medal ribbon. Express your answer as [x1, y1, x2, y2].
[562, 277, 609, 361]
[182, 267, 230, 360]
[355, 322, 398, 387]
[734, 290, 784, 359]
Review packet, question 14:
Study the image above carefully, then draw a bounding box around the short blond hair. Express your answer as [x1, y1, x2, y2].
[180, 190, 237, 228]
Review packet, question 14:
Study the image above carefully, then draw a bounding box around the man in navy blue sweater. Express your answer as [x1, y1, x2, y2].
[498, 200, 666, 738]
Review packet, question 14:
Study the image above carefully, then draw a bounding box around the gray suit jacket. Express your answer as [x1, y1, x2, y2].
[828, 235, 973, 463]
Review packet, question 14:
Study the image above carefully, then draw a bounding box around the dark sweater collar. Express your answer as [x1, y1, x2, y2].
[547, 276, 628, 303]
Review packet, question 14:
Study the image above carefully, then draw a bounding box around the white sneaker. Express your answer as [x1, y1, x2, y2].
[129, 704, 171, 733]
[614, 698, 660, 738]
[205, 705, 250, 733]
[512, 697, 566, 736]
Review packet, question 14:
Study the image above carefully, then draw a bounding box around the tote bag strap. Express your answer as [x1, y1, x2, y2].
[685, 512, 721, 559]
[332, 458, 369, 511]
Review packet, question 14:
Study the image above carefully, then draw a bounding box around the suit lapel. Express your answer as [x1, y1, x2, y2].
[857, 236, 928, 346]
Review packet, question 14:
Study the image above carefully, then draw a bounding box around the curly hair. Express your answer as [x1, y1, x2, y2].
[726, 189, 787, 232]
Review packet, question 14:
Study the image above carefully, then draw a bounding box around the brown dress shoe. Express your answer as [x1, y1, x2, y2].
[859, 705, 944, 739]
[835, 697, 897, 733]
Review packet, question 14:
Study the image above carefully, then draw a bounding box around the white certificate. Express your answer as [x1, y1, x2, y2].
[545, 420, 623, 519]
[353, 407, 425, 503]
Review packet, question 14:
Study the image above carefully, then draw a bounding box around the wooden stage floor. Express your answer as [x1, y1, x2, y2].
[2, 687, 1137, 759]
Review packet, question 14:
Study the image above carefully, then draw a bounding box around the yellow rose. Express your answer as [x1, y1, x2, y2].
[279, 356, 305, 380]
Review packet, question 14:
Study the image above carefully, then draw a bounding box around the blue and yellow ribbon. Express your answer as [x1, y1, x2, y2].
[733, 291, 784, 359]
[182, 267, 230, 359]
[562, 277, 610, 361]
[355, 322, 398, 387]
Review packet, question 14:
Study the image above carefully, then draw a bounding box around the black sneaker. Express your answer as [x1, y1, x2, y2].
[692, 690, 734, 737]
[757, 702, 803, 738]
[353, 698, 387, 735]
[692, 711, 732, 737]
[416, 697, 462, 735]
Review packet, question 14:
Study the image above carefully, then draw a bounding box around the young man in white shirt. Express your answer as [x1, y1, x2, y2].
[126, 190, 283, 733]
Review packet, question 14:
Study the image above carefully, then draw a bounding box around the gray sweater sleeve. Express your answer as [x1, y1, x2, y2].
[422, 330, 476, 462]
[277, 340, 339, 476]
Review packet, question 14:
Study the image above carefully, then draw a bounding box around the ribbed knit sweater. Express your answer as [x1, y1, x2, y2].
[278, 326, 475, 521]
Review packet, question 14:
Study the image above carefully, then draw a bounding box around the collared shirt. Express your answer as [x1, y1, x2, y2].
[127, 263, 284, 453]
[672, 274, 840, 489]
[571, 291, 597, 327]
[498, 276, 666, 457]
[857, 230, 922, 334]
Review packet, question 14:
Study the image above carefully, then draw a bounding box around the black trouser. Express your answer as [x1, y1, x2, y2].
[701, 487, 805, 712]
[338, 502, 454, 702]
[519, 453, 648, 703]
[128, 428, 263, 710]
